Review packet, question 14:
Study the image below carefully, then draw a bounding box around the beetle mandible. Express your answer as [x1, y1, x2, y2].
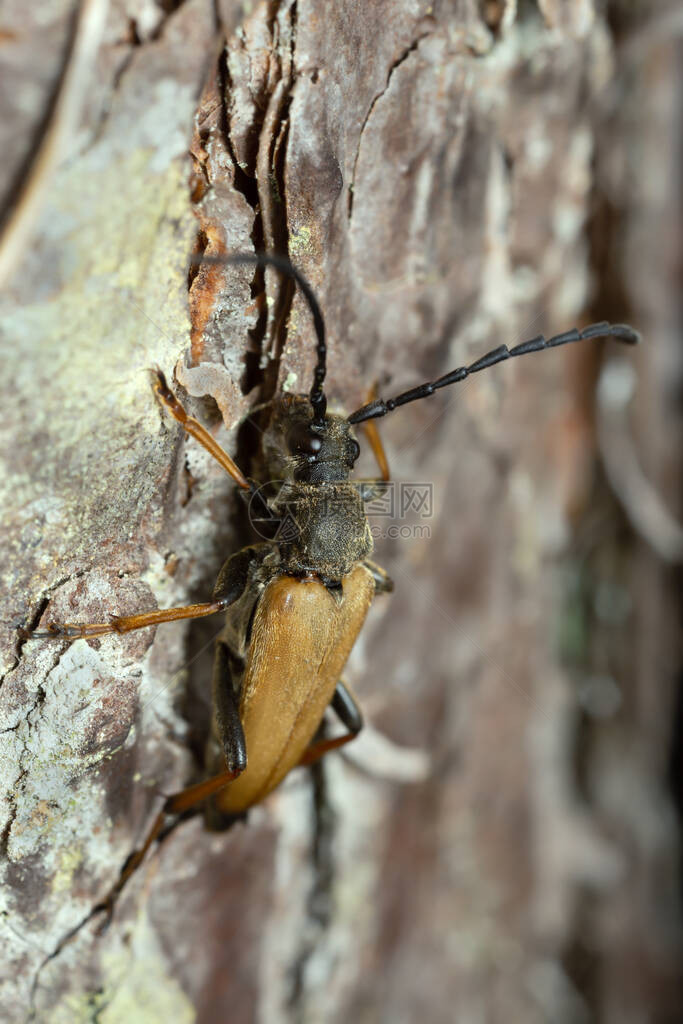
[34, 250, 640, 914]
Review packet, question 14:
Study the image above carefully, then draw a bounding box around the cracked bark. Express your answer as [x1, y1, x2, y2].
[1, 2, 681, 1022]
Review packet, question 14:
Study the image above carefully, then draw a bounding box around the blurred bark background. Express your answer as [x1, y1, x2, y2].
[1, 1, 681, 1022]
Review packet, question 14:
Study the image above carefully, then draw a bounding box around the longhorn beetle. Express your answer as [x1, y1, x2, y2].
[33, 251, 640, 916]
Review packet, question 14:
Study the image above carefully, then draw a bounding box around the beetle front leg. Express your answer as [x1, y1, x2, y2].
[361, 421, 390, 481]
[152, 367, 252, 490]
[298, 680, 364, 766]
[359, 383, 391, 481]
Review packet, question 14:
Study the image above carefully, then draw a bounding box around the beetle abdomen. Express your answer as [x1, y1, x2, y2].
[215, 563, 374, 813]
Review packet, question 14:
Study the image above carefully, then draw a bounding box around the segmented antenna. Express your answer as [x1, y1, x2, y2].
[192, 251, 328, 426]
[347, 322, 641, 425]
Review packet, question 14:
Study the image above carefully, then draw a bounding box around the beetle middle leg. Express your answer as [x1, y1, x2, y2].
[32, 546, 259, 640]
[32, 599, 233, 639]
[363, 559, 394, 594]
[211, 641, 247, 773]
[299, 680, 364, 766]
[203, 642, 250, 831]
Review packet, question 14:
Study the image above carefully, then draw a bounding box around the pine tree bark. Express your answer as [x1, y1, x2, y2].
[1, 2, 681, 1022]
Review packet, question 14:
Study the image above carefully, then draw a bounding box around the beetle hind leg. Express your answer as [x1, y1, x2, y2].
[298, 680, 363, 767]
[95, 760, 245, 930]
[97, 643, 249, 924]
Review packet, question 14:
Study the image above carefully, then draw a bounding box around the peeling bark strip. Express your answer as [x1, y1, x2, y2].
[1, 2, 681, 1022]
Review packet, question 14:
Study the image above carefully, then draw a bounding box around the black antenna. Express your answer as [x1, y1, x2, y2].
[191, 251, 328, 426]
[347, 321, 641, 425]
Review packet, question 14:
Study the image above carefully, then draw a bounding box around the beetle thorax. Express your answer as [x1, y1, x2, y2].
[274, 480, 372, 580]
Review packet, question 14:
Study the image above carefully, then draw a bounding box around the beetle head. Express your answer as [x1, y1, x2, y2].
[264, 395, 361, 484]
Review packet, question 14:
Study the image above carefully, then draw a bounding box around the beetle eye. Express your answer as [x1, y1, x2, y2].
[287, 422, 323, 456]
[348, 439, 360, 463]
